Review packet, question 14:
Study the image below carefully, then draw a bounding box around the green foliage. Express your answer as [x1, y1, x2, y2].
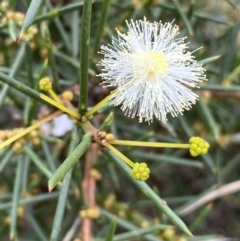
[0, 0, 239, 240]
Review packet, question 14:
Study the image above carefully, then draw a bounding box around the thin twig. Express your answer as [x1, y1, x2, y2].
[179, 180, 240, 216]
[81, 144, 98, 241]
[63, 217, 81, 241]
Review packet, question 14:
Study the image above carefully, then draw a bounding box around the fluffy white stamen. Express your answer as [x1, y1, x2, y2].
[97, 18, 207, 123]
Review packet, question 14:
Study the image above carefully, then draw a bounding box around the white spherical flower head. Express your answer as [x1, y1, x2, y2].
[98, 18, 207, 123]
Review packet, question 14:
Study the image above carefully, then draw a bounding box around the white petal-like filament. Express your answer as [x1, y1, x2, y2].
[98, 18, 207, 123]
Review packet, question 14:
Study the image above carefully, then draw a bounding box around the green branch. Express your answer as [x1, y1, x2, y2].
[78, 0, 92, 114]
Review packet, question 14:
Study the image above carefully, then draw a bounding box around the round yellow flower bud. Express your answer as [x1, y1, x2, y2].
[131, 162, 150, 181]
[105, 133, 115, 142]
[161, 227, 175, 240]
[29, 130, 38, 139]
[32, 137, 41, 146]
[15, 12, 24, 21]
[175, 237, 187, 241]
[62, 90, 74, 101]
[100, 131, 107, 138]
[189, 137, 210, 157]
[17, 207, 25, 218]
[0, 131, 6, 140]
[104, 194, 116, 209]
[79, 210, 87, 218]
[7, 11, 15, 19]
[4, 216, 11, 225]
[12, 141, 23, 153]
[87, 207, 100, 219]
[1, 1, 9, 9]
[2, 17, 8, 25]
[39, 77, 52, 91]
[90, 168, 102, 180]
[29, 26, 38, 35]
[40, 48, 48, 58]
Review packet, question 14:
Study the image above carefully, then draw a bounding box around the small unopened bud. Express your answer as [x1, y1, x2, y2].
[87, 207, 101, 219]
[0, 131, 6, 140]
[97, 131, 102, 136]
[81, 116, 87, 123]
[2, 17, 8, 25]
[4, 216, 11, 225]
[161, 227, 175, 240]
[30, 42, 36, 50]
[79, 207, 100, 219]
[12, 141, 23, 153]
[15, 12, 24, 21]
[17, 207, 25, 218]
[7, 11, 15, 19]
[79, 210, 87, 218]
[5, 130, 13, 139]
[105, 133, 115, 142]
[141, 220, 150, 228]
[100, 131, 107, 138]
[62, 90, 74, 101]
[29, 26, 38, 35]
[90, 168, 102, 180]
[118, 210, 127, 219]
[175, 237, 187, 241]
[104, 194, 116, 209]
[32, 137, 41, 146]
[189, 137, 210, 157]
[29, 130, 38, 138]
[39, 77, 52, 91]
[1, 1, 9, 9]
[131, 162, 150, 181]
[40, 48, 48, 58]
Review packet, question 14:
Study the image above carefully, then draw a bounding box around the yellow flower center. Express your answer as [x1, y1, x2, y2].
[131, 51, 169, 80]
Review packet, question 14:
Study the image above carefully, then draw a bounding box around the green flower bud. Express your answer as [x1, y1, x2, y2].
[131, 162, 150, 181]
